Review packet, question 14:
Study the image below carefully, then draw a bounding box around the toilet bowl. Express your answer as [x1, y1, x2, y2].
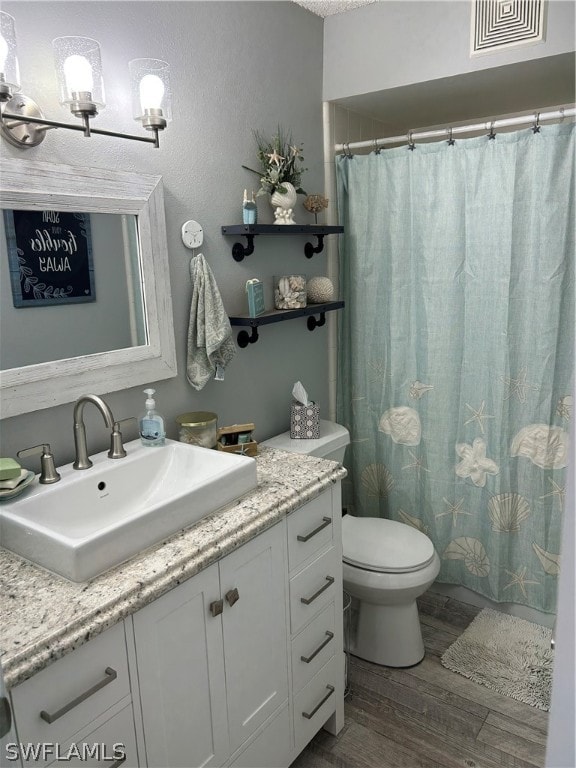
[342, 515, 440, 667]
[262, 421, 439, 668]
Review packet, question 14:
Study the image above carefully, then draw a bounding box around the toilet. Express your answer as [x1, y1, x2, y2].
[342, 515, 440, 667]
[262, 420, 440, 669]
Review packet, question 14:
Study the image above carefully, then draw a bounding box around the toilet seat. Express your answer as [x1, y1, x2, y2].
[342, 515, 435, 574]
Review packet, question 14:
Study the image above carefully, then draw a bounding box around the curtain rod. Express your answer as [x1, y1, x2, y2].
[334, 106, 576, 153]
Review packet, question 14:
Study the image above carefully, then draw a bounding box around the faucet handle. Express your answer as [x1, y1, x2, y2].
[17, 443, 61, 485]
[108, 418, 137, 460]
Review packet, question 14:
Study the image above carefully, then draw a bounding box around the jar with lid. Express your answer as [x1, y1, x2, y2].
[176, 412, 217, 448]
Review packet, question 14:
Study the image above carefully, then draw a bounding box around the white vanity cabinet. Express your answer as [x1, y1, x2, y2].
[6, 482, 344, 768]
[131, 522, 289, 768]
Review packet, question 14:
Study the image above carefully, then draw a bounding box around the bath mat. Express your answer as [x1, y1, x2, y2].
[441, 608, 553, 711]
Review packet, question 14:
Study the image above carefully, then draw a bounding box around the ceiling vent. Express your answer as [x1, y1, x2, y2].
[471, 0, 547, 56]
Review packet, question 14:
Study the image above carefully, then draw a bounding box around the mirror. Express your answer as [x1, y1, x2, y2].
[0, 159, 177, 418]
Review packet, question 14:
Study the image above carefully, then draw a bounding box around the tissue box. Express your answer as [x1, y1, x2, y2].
[246, 279, 265, 317]
[290, 403, 320, 439]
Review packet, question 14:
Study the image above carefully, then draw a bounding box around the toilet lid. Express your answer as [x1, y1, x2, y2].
[342, 515, 435, 573]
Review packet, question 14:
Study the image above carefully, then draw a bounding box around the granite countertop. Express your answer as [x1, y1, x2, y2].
[0, 447, 346, 689]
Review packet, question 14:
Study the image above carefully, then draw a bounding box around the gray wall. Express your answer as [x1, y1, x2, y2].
[0, 1, 327, 465]
[323, 0, 576, 100]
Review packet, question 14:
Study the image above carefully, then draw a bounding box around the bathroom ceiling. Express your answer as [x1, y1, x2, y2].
[293, 0, 377, 16]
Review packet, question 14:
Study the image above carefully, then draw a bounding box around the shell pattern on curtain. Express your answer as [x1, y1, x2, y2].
[336, 124, 575, 614]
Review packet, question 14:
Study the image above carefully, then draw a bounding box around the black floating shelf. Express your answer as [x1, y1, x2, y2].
[221, 224, 344, 261]
[229, 301, 345, 347]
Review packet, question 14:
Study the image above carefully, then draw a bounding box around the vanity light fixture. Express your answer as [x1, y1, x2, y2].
[0, 12, 171, 149]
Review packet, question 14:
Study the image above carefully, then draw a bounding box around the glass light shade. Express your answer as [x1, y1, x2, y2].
[53, 36, 105, 108]
[0, 12, 20, 90]
[129, 59, 172, 122]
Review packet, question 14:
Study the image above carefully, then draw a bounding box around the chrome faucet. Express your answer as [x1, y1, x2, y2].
[73, 394, 115, 470]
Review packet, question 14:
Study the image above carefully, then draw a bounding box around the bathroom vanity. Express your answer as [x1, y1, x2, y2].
[0, 448, 346, 768]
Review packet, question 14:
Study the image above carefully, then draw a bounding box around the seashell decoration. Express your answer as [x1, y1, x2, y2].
[360, 462, 394, 498]
[379, 406, 421, 446]
[488, 493, 530, 532]
[555, 395, 573, 422]
[271, 181, 298, 225]
[409, 380, 434, 399]
[532, 542, 561, 576]
[397, 508, 429, 535]
[443, 537, 491, 577]
[307, 276, 334, 304]
[274, 274, 306, 309]
[510, 424, 569, 469]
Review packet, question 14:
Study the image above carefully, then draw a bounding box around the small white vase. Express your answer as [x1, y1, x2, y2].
[271, 182, 298, 225]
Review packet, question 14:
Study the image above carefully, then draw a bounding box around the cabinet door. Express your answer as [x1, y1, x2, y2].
[133, 563, 228, 768]
[219, 523, 289, 754]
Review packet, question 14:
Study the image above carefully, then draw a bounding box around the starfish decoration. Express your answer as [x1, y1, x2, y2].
[540, 478, 566, 512]
[501, 366, 539, 404]
[464, 400, 495, 435]
[502, 567, 540, 599]
[289, 144, 301, 158]
[436, 497, 472, 526]
[455, 437, 499, 487]
[402, 449, 430, 476]
[266, 149, 284, 166]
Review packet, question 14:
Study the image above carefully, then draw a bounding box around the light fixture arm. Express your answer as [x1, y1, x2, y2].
[0, 93, 163, 148]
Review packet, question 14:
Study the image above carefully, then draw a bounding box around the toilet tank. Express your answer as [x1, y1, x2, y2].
[261, 420, 350, 462]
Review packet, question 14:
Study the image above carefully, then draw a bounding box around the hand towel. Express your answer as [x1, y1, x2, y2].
[186, 253, 236, 390]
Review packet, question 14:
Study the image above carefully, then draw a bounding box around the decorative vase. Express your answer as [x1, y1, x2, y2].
[271, 182, 297, 225]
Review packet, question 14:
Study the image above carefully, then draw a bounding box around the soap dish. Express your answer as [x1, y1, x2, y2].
[0, 471, 36, 501]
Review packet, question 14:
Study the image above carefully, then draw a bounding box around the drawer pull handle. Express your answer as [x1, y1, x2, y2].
[302, 684, 335, 719]
[300, 576, 334, 605]
[39, 667, 117, 724]
[297, 517, 332, 543]
[301, 631, 334, 664]
[225, 588, 240, 607]
[210, 599, 224, 617]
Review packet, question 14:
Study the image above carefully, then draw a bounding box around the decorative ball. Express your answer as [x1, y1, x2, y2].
[307, 276, 334, 304]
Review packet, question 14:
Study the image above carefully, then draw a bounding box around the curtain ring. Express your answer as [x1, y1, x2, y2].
[407, 130, 415, 151]
[447, 127, 455, 146]
[345, 142, 353, 159]
[373, 138, 381, 155]
[488, 121, 496, 140]
[559, 107, 565, 123]
[532, 112, 541, 134]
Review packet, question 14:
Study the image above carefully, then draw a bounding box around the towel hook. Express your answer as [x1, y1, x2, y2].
[407, 130, 415, 151]
[532, 112, 541, 133]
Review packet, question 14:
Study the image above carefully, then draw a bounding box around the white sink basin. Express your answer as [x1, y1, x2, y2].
[0, 439, 257, 582]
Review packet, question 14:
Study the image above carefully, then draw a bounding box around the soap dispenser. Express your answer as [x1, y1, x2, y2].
[139, 388, 166, 447]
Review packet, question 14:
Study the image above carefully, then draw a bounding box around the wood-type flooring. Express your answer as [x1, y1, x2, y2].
[291, 592, 549, 768]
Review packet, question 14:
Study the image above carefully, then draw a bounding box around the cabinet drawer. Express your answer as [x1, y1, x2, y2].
[287, 495, 334, 573]
[44, 704, 138, 768]
[12, 622, 130, 751]
[291, 603, 336, 694]
[293, 656, 338, 754]
[289, 547, 338, 635]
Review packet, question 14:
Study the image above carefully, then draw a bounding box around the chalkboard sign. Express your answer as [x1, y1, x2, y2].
[4, 209, 96, 307]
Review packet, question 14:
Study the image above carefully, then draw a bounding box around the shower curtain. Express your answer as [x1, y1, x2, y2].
[336, 123, 575, 613]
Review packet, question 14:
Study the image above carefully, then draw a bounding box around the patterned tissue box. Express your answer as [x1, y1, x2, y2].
[290, 403, 320, 439]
